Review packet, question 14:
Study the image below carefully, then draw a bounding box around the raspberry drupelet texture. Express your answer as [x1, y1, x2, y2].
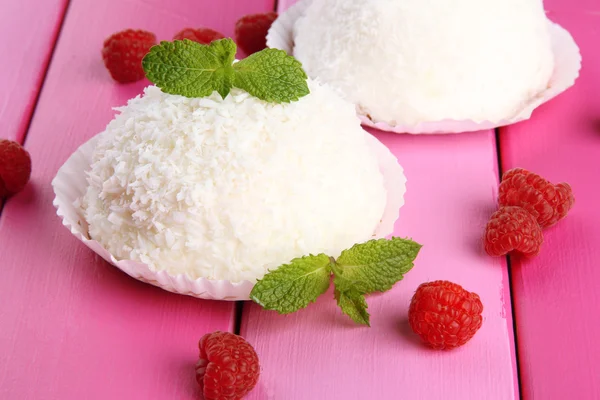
[234, 12, 278, 55]
[196, 331, 260, 400]
[173, 28, 225, 44]
[499, 168, 574, 228]
[484, 206, 543, 257]
[102, 29, 157, 83]
[0, 139, 32, 198]
[409, 280, 483, 350]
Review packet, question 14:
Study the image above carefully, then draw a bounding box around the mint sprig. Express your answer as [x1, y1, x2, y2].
[250, 237, 422, 326]
[142, 38, 310, 103]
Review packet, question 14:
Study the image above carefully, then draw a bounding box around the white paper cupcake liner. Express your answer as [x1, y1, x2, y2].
[52, 131, 406, 301]
[267, 0, 581, 134]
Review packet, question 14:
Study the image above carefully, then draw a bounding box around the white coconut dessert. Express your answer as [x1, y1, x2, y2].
[80, 82, 387, 283]
[291, 0, 555, 126]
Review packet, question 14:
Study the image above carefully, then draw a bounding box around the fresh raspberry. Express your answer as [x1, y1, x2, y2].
[484, 206, 543, 257]
[173, 27, 225, 44]
[102, 29, 156, 83]
[409, 280, 483, 350]
[499, 168, 574, 228]
[0, 139, 32, 198]
[196, 331, 260, 400]
[234, 12, 278, 55]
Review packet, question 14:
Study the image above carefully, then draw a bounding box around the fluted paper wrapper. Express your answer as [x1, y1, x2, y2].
[52, 132, 406, 301]
[267, 0, 581, 134]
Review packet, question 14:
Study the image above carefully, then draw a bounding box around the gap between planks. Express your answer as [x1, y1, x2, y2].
[494, 127, 524, 400]
[19, 0, 72, 150]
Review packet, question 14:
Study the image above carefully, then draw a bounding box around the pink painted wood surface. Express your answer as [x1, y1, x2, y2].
[545, 1, 599, 14]
[0, 0, 68, 143]
[0, 0, 273, 399]
[240, 3, 518, 398]
[499, 7, 600, 400]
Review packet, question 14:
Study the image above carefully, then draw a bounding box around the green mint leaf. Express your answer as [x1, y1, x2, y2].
[335, 289, 370, 326]
[250, 254, 332, 314]
[334, 237, 422, 294]
[142, 38, 236, 99]
[332, 267, 369, 295]
[233, 48, 310, 103]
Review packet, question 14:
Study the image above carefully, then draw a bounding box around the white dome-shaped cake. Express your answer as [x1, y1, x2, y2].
[292, 0, 555, 126]
[81, 83, 387, 283]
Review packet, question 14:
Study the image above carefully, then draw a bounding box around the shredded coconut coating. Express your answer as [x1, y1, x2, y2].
[81, 83, 386, 282]
[293, 0, 554, 125]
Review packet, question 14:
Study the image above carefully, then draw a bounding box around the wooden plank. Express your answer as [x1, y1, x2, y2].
[242, 129, 518, 400]
[0, 0, 273, 398]
[241, 3, 518, 398]
[499, 7, 600, 400]
[0, 0, 68, 143]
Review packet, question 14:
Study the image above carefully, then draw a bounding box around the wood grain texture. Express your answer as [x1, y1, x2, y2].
[0, 0, 68, 143]
[0, 0, 273, 399]
[499, 7, 600, 400]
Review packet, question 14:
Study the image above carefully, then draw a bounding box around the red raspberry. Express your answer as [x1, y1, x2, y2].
[409, 280, 483, 350]
[196, 331, 260, 400]
[173, 27, 225, 44]
[102, 29, 156, 83]
[499, 168, 574, 228]
[484, 206, 543, 257]
[234, 12, 278, 55]
[0, 139, 32, 198]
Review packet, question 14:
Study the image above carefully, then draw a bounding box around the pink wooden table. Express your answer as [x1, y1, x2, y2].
[0, 0, 597, 399]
